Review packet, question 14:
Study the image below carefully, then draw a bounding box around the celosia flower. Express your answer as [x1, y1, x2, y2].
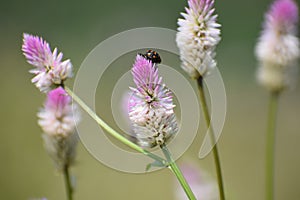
[128, 55, 178, 148]
[255, 0, 299, 92]
[176, 0, 221, 78]
[22, 33, 73, 92]
[38, 87, 80, 170]
[174, 164, 218, 200]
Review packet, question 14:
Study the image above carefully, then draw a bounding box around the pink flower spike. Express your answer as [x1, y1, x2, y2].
[176, 0, 221, 78]
[22, 33, 53, 68]
[128, 54, 178, 148]
[255, 0, 299, 92]
[38, 87, 80, 137]
[45, 87, 70, 111]
[132, 55, 161, 87]
[22, 33, 73, 92]
[38, 87, 81, 170]
[131, 55, 175, 115]
[267, 0, 298, 31]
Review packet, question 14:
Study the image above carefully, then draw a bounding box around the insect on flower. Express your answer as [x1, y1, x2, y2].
[139, 49, 162, 64]
[128, 54, 178, 148]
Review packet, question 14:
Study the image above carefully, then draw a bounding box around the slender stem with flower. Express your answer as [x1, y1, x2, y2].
[38, 87, 80, 200]
[127, 54, 196, 199]
[255, 1, 299, 199]
[22, 34, 168, 200]
[176, 0, 225, 199]
[67, 82, 195, 198]
[22, 33, 167, 159]
[68, 85, 200, 198]
[22, 34, 80, 200]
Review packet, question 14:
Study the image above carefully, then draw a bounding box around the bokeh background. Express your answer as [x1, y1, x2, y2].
[1, 0, 300, 199]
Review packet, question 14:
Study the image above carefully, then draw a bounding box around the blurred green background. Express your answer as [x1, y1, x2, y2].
[1, 0, 300, 199]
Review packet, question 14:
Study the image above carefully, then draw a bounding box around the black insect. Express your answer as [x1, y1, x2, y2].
[139, 50, 162, 64]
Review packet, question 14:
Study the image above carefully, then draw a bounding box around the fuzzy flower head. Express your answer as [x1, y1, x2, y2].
[38, 87, 80, 136]
[38, 87, 80, 170]
[265, 0, 298, 34]
[176, 0, 221, 78]
[255, 0, 299, 92]
[128, 55, 178, 148]
[22, 33, 73, 92]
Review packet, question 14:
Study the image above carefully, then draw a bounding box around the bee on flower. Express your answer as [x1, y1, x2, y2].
[128, 54, 178, 148]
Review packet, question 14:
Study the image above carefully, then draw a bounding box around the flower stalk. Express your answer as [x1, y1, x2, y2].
[265, 92, 279, 200]
[127, 53, 196, 199]
[161, 144, 196, 200]
[23, 34, 80, 200]
[176, 0, 225, 198]
[197, 77, 225, 200]
[64, 86, 166, 166]
[254, 1, 299, 199]
[66, 83, 196, 198]
[63, 165, 73, 200]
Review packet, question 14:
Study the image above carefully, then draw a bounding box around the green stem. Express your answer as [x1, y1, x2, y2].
[160, 144, 196, 200]
[63, 165, 73, 200]
[266, 92, 279, 200]
[197, 77, 225, 200]
[64, 86, 166, 166]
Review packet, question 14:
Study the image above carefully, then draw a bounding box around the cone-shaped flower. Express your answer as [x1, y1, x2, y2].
[22, 33, 73, 92]
[38, 87, 80, 170]
[255, 0, 299, 92]
[128, 55, 178, 148]
[176, 0, 221, 78]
